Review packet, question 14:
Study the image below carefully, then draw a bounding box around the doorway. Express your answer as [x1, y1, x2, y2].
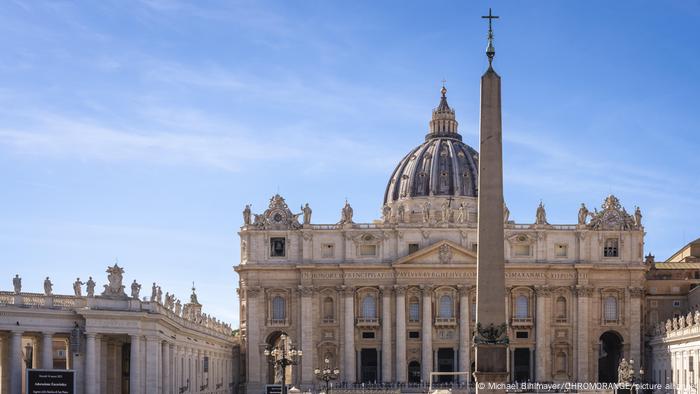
[513, 348, 531, 382]
[598, 331, 623, 383]
[437, 348, 455, 382]
[360, 348, 378, 383]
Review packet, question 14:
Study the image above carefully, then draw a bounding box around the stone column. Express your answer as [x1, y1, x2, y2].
[9, 331, 22, 394]
[395, 286, 407, 383]
[130, 335, 142, 394]
[458, 286, 471, 384]
[535, 287, 550, 381]
[162, 341, 171, 394]
[299, 286, 314, 386]
[343, 286, 356, 383]
[421, 285, 433, 383]
[245, 287, 262, 386]
[85, 333, 97, 394]
[381, 286, 392, 383]
[145, 337, 159, 390]
[629, 288, 643, 366]
[575, 286, 592, 382]
[1, 334, 8, 394]
[41, 332, 54, 369]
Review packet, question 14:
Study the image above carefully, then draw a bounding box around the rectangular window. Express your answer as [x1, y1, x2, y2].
[555, 244, 568, 258]
[321, 243, 335, 258]
[515, 331, 528, 339]
[603, 238, 619, 257]
[203, 356, 209, 373]
[359, 244, 377, 256]
[408, 243, 420, 254]
[409, 302, 420, 322]
[361, 331, 375, 339]
[513, 244, 531, 257]
[270, 237, 286, 257]
[673, 300, 681, 308]
[408, 331, 420, 339]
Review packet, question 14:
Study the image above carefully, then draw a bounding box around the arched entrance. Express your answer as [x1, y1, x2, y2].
[408, 361, 421, 383]
[598, 331, 623, 383]
[265, 331, 292, 385]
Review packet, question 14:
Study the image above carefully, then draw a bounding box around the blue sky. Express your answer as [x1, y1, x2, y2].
[1, 1, 698, 325]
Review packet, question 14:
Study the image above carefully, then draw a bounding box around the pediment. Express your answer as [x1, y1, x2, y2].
[393, 240, 476, 266]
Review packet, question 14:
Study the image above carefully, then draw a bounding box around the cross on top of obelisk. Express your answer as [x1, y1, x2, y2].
[481, 8, 499, 64]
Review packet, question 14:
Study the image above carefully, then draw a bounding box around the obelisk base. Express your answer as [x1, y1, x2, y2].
[474, 344, 509, 394]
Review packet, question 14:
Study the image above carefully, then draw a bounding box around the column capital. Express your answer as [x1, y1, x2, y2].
[340, 285, 355, 297]
[85, 332, 98, 339]
[535, 286, 551, 297]
[575, 285, 593, 297]
[394, 285, 407, 295]
[379, 286, 392, 297]
[298, 285, 315, 297]
[420, 284, 433, 295]
[458, 285, 473, 297]
[246, 286, 262, 298]
[629, 287, 644, 298]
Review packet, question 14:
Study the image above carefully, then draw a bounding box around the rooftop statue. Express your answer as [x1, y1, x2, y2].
[302, 203, 312, 225]
[578, 203, 588, 225]
[44, 276, 53, 296]
[503, 203, 510, 223]
[535, 201, 548, 225]
[456, 202, 466, 224]
[382, 205, 391, 224]
[131, 280, 141, 299]
[13, 274, 21, 295]
[73, 277, 84, 297]
[634, 206, 643, 228]
[101, 263, 127, 298]
[156, 286, 163, 304]
[339, 200, 354, 224]
[86, 277, 95, 297]
[150, 283, 157, 301]
[243, 204, 252, 225]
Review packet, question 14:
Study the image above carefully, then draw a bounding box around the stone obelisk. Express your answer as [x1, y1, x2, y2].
[474, 8, 509, 393]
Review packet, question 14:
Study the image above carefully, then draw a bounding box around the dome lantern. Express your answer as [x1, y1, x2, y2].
[426, 85, 461, 141]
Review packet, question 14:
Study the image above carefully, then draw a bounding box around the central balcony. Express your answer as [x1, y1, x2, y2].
[356, 317, 380, 327]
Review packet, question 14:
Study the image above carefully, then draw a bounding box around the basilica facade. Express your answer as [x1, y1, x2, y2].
[235, 87, 647, 393]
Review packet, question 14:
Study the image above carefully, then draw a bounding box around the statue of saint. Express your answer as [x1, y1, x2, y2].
[382, 205, 391, 223]
[340, 201, 354, 224]
[441, 201, 450, 223]
[156, 286, 163, 304]
[617, 358, 633, 384]
[43, 277, 53, 296]
[86, 277, 95, 297]
[102, 263, 126, 297]
[164, 292, 171, 308]
[422, 201, 431, 223]
[503, 203, 510, 223]
[397, 205, 405, 223]
[151, 282, 158, 302]
[456, 202, 466, 224]
[578, 203, 588, 225]
[535, 201, 548, 225]
[175, 299, 182, 316]
[131, 280, 141, 299]
[73, 278, 84, 296]
[243, 204, 252, 225]
[12, 274, 21, 295]
[301, 203, 312, 225]
[634, 206, 643, 228]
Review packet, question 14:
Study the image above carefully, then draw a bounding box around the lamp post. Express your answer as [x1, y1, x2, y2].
[264, 333, 302, 394]
[314, 358, 340, 394]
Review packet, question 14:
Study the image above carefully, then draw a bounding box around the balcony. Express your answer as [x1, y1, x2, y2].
[510, 317, 533, 326]
[321, 318, 336, 325]
[355, 317, 380, 327]
[269, 319, 288, 327]
[434, 317, 457, 327]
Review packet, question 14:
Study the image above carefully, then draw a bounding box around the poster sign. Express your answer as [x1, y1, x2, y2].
[26, 369, 75, 394]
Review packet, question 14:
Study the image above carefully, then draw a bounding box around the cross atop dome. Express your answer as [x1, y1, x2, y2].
[427, 84, 460, 140]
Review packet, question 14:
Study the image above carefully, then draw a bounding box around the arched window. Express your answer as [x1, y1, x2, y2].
[408, 361, 421, 383]
[409, 297, 420, 322]
[362, 295, 377, 318]
[515, 295, 529, 319]
[439, 295, 453, 318]
[272, 296, 286, 321]
[604, 296, 618, 322]
[556, 296, 567, 319]
[323, 297, 334, 320]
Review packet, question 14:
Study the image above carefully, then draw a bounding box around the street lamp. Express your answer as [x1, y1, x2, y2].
[264, 333, 302, 394]
[314, 358, 340, 394]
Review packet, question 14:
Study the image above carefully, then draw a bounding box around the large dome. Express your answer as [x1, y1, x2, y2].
[383, 87, 479, 205]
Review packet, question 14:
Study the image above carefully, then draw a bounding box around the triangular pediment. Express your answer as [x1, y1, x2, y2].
[393, 240, 476, 266]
